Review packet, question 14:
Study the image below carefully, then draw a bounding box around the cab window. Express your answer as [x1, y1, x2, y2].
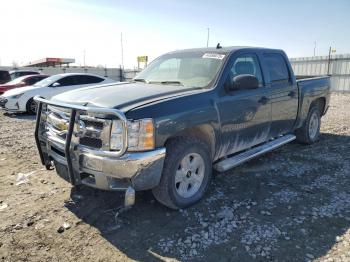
[263, 53, 290, 82]
[228, 54, 263, 87]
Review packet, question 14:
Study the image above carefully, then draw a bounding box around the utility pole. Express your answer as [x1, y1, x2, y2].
[327, 46, 332, 75]
[121, 32, 124, 69]
[313, 41, 316, 56]
[83, 49, 86, 67]
[206, 28, 210, 47]
[327, 46, 336, 75]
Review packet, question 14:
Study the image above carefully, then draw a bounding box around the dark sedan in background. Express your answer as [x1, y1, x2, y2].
[0, 70, 11, 84]
[9, 70, 40, 80]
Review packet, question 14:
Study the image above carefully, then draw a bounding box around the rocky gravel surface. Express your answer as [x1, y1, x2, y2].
[0, 93, 349, 261]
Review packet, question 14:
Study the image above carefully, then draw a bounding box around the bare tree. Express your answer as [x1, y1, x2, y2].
[12, 60, 19, 69]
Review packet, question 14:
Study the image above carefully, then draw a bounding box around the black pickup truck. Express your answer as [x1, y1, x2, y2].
[34, 46, 331, 209]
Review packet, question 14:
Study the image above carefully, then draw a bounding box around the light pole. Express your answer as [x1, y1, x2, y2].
[327, 46, 331, 75]
[206, 28, 210, 47]
[83, 49, 86, 67]
[327, 46, 336, 75]
[121, 32, 124, 69]
[313, 41, 316, 56]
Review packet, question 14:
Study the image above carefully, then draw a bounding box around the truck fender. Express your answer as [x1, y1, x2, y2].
[296, 96, 326, 129]
[167, 124, 217, 160]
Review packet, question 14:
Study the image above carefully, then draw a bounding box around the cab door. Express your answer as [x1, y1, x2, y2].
[216, 52, 272, 158]
[261, 52, 298, 138]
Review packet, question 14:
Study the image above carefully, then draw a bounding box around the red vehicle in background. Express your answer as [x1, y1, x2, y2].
[0, 74, 49, 95]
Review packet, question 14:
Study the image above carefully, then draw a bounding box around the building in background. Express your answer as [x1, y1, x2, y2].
[23, 58, 75, 67]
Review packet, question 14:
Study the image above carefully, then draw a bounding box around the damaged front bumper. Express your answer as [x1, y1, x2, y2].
[34, 97, 166, 196]
[49, 142, 166, 191]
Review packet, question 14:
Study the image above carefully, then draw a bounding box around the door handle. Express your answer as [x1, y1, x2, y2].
[258, 96, 269, 105]
[288, 91, 296, 97]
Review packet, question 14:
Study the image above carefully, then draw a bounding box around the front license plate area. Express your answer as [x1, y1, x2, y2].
[54, 161, 71, 184]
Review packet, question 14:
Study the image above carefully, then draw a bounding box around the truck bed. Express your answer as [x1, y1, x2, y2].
[295, 75, 331, 126]
[296, 76, 330, 88]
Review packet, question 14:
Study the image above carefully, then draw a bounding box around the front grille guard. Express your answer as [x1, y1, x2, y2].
[34, 96, 128, 185]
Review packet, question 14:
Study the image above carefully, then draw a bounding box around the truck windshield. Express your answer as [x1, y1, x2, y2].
[135, 52, 226, 88]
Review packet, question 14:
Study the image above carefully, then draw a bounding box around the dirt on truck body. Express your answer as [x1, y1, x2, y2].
[0, 93, 349, 261]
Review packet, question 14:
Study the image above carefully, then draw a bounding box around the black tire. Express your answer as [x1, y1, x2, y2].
[152, 137, 212, 209]
[26, 98, 37, 114]
[295, 105, 321, 144]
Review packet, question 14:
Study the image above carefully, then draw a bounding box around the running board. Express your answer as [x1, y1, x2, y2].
[214, 134, 296, 172]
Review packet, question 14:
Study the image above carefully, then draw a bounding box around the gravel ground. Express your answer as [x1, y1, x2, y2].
[0, 93, 349, 262]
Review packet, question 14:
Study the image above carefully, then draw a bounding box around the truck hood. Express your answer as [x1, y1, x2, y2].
[51, 82, 202, 112]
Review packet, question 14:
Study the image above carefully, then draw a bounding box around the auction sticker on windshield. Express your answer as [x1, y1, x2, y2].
[202, 53, 225, 59]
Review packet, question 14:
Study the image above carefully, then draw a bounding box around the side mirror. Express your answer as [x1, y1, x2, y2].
[231, 74, 259, 90]
[51, 82, 60, 87]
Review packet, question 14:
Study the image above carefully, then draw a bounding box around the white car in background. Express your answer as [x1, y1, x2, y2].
[0, 73, 116, 114]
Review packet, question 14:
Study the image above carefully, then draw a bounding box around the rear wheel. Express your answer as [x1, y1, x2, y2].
[26, 98, 37, 114]
[295, 105, 321, 144]
[152, 137, 212, 209]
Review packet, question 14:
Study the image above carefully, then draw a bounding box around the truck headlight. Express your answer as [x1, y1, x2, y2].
[110, 118, 155, 152]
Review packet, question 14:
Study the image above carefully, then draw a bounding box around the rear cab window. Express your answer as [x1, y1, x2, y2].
[263, 53, 290, 83]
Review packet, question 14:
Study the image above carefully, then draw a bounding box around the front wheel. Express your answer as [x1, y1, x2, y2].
[295, 105, 321, 144]
[152, 137, 212, 209]
[26, 98, 37, 115]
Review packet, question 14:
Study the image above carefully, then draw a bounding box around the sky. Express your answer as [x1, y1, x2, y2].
[0, 0, 349, 68]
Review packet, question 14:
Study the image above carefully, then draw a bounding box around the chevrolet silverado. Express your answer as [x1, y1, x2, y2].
[34, 46, 330, 209]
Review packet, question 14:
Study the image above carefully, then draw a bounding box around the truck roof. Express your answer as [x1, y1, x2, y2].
[167, 46, 284, 55]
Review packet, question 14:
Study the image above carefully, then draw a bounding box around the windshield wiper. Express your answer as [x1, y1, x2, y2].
[133, 78, 147, 83]
[148, 80, 184, 86]
[161, 81, 184, 86]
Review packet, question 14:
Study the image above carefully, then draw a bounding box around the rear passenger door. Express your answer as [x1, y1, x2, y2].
[262, 53, 298, 138]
